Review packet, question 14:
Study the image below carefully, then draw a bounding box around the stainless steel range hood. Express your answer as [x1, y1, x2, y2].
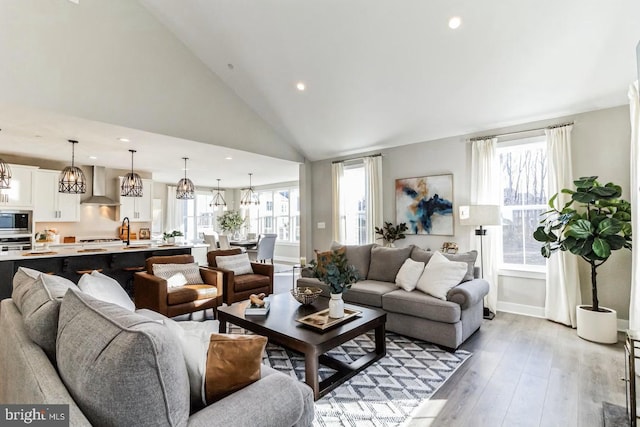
[81, 166, 120, 206]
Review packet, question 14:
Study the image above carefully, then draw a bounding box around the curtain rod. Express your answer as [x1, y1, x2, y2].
[331, 153, 382, 164]
[469, 122, 574, 142]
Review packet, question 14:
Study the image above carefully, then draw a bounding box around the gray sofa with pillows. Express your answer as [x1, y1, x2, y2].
[298, 244, 490, 349]
[1, 267, 314, 427]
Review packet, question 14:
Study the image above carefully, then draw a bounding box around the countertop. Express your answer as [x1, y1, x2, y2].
[0, 243, 200, 261]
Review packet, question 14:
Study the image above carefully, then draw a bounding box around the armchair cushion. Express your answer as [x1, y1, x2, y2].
[207, 249, 243, 267]
[215, 253, 253, 275]
[233, 274, 271, 293]
[153, 263, 203, 285]
[168, 285, 219, 305]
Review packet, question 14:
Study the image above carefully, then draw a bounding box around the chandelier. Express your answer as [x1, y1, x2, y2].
[121, 149, 143, 197]
[176, 157, 195, 200]
[240, 173, 259, 206]
[58, 140, 87, 194]
[210, 178, 227, 207]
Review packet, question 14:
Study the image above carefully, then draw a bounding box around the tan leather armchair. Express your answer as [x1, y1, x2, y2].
[133, 254, 223, 318]
[206, 249, 273, 305]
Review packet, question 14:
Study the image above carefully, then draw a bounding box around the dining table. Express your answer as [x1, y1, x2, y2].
[229, 239, 258, 249]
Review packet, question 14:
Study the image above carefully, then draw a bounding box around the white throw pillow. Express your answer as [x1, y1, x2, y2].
[416, 251, 468, 300]
[153, 263, 203, 285]
[165, 272, 188, 288]
[215, 253, 253, 275]
[395, 258, 426, 292]
[78, 271, 135, 311]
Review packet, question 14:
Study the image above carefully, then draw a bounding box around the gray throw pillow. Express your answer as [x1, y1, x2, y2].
[13, 270, 79, 361]
[367, 246, 413, 282]
[57, 289, 190, 427]
[331, 242, 376, 279]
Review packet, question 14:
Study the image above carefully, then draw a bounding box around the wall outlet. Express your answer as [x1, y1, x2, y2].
[317, 222, 326, 229]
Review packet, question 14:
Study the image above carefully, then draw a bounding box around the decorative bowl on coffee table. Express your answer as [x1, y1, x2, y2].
[291, 287, 323, 305]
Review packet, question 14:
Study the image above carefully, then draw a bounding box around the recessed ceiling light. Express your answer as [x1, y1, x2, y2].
[448, 16, 461, 29]
[225, 156, 233, 160]
[296, 82, 306, 91]
[118, 137, 130, 142]
[88, 155, 97, 160]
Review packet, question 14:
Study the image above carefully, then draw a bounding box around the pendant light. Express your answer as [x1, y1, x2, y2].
[0, 129, 12, 190]
[240, 173, 259, 206]
[210, 178, 227, 207]
[58, 140, 87, 194]
[176, 157, 195, 200]
[121, 149, 143, 197]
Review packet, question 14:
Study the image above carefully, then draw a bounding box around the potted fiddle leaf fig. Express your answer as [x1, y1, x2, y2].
[533, 176, 632, 344]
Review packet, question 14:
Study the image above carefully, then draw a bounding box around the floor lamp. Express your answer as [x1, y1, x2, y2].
[459, 205, 501, 320]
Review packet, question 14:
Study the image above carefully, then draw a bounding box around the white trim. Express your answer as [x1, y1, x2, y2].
[498, 269, 545, 280]
[497, 301, 545, 318]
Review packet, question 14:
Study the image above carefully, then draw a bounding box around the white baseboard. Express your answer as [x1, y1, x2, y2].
[497, 302, 630, 332]
[496, 301, 545, 318]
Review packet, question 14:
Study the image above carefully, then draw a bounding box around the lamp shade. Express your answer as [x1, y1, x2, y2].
[459, 205, 501, 226]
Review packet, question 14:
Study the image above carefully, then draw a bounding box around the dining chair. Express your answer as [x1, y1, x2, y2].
[253, 233, 277, 263]
[218, 234, 231, 250]
[203, 233, 219, 251]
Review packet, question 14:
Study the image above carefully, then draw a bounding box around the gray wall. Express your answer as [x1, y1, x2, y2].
[309, 105, 632, 320]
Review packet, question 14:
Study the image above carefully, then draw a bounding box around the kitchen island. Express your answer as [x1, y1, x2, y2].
[0, 243, 193, 299]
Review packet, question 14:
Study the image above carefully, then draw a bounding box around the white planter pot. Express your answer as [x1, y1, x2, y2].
[576, 305, 618, 344]
[329, 293, 345, 318]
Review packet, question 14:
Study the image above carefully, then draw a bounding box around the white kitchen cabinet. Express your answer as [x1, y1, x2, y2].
[33, 170, 81, 222]
[0, 164, 36, 208]
[118, 177, 152, 222]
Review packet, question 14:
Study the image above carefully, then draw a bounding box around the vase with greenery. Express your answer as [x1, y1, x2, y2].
[163, 230, 183, 244]
[309, 250, 360, 318]
[218, 210, 245, 239]
[374, 222, 408, 247]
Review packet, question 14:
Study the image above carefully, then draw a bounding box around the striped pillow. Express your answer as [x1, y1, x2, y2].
[153, 263, 203, 285]
[215, 254, 253, 275]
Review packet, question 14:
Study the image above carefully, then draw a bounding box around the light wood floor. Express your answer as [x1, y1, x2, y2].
[408, 312, 627, 427]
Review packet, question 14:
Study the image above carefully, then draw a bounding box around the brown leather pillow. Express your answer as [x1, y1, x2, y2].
[314, 246, 346, 275]
[204, 334, 267, 404]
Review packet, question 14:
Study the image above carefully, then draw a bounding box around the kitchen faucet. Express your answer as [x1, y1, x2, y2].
[122, 217, 130, 246]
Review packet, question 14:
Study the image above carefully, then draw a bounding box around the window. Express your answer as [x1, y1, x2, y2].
[245, 185, 299, 243]
[341, 161, 367, 245]
[498, 138, 547, 269]
[175, 190, 224, 242]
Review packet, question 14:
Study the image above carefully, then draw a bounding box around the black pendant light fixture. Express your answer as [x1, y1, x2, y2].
[58, 140, 87, 194]
[176, 157, 195, 200]
[210, 178, 227, 207]
[0, 129, 12, 190]
[121, 149, 143, 197]
[240, 173, 259, 206]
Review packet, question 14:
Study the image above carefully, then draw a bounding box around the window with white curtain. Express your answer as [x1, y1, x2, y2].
[175, 189, 224, 242]
[245, 185, 299, 243]
[498, 137, 547, 269]
[341, 160, 367, 245]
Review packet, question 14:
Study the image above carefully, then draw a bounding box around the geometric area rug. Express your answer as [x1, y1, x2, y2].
[258, 329, 472, 427]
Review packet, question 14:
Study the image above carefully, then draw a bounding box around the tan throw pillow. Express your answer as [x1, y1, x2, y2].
[204, 334, 267, 404]
[314, 247, 346, 275]
[152, 263, 203, 285]
[215, 253, 254, 275]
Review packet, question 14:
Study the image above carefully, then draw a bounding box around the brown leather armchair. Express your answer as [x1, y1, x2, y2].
[133, 254, 223, 318]
[206, 249, 273, 305]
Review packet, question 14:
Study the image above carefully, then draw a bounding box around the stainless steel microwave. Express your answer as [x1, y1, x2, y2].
[0, 210, 32, 234]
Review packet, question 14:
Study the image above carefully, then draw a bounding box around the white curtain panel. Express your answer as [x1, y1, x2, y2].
[331, 162, 345, 243]
[545, 125, 581, 328]
[629, 81, 640, 331]
[364, 156, 383, 244]
[470, 138, 501, 314]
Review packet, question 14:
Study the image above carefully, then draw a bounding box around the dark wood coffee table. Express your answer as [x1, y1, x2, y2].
[217, 292, 387, 400]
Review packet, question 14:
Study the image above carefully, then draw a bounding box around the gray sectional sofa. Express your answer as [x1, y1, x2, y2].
[298, 244, 490, 349]
[0, 268, 314, 427]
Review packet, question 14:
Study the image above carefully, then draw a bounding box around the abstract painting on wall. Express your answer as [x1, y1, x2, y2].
[395, 174, 454, 235]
